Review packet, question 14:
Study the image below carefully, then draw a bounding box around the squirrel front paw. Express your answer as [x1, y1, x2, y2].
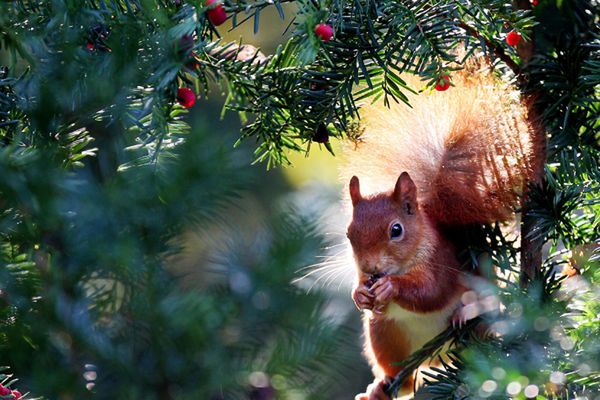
[355, 378, 390, 400]
[352, 284, 375, 311]
[370, 276, 400, 312]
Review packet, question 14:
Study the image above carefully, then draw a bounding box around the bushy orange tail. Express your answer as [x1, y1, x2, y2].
[341, 67, 543, 226]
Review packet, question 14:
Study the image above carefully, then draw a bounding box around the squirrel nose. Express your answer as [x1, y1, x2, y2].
[359, 259, 379, 275]
[353, 250, 380, 274]
[363, 266, 378, 275]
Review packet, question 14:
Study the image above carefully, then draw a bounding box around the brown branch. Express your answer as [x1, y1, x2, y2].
[512, 0, 547, 287]
[519, 120, 546, 286]
[460, 1, 546, 287]
[457, 22, 522, 77]
[514, 0, 534, 64]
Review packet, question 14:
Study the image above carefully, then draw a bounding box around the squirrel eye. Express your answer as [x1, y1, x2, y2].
[390, 223, 404, 239]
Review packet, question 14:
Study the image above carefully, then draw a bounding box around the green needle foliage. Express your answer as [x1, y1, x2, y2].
[1, 0, 539, 167]
[0, 0, 599, 399]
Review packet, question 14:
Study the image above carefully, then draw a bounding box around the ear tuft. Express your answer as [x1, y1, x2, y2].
[349, 176, 362, 206]
[393, 172, 418, 215]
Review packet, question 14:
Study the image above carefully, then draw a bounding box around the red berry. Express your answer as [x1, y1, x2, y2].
[206, 0, 227, 26]
[314, 24, 334, 42]
[176, 87, 196, 108]
[0, 386, 10, 396]
[531, 0, 538, 5]
[86, 42, 95, 51]
[506, 30, 522, 47]
[11, 390, 21, 399]
[435, 75, 450, 91]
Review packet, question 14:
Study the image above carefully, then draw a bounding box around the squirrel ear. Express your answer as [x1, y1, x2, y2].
[349, 176, 362, 206]
[393, 172, 418, 215]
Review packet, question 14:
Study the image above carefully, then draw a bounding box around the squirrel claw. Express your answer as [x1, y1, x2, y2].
[370, 276, 399, 305]
[353, 284, 375, 311]
[451, 301, 478, 329]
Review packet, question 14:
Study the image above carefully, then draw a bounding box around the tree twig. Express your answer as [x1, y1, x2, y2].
[457, 22, 522, 77]
[385, 319, 481, 397]
[512, 0, 546, 287]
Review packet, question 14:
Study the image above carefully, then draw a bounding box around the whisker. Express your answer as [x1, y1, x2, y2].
[427, 261, 473, 274]
[321, 242, 348, 250]
[295, 259, 347, 273]
[323, 232, 348, 238]
[314, 248, 349, 259]
[321, 268, 342, 287]
[337, 274, 347, 291]
[293, 262, 348, 283]
[306, 266, 348, 293]
[323, 268, 349, 289]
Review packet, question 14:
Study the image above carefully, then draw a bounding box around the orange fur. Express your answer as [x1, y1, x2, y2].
[341, 68, 542, 225]
[344, 66, 543, 400]
[366, 317, 411, 377]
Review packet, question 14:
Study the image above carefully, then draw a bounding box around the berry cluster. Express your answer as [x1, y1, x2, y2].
[175, 0, 533, 105]
[171, 0, 230, 109]
[433, 3, 535, 93]
[0, 384, 21, 399]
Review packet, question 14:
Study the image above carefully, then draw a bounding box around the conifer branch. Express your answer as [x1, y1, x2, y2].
[457, 22, 522, 76]
[385, 319, 482, 397]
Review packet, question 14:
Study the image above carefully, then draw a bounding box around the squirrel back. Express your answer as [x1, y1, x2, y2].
[341, 67, 543, 226]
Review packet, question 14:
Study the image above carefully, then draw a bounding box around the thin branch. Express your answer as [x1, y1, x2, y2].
[224, 0, 298, 19]
[385, 319, 482, 397]
[458, 22, 522, 76]
[513, 0, 546, 287]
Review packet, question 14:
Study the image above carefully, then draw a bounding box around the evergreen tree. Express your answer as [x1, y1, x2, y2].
[0, 0, 598, 400]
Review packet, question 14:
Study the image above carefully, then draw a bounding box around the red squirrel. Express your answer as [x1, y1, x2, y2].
[341, 67, 543, 400]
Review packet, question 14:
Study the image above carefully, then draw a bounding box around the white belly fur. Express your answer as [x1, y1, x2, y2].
[385, 302, 457, 353]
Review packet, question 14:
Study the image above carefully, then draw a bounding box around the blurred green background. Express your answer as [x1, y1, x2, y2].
[0, 5, 373, 400]
[175, 12, 374, 398]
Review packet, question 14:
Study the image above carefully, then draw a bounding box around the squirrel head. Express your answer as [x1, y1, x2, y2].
[347, 172, 426, 277]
